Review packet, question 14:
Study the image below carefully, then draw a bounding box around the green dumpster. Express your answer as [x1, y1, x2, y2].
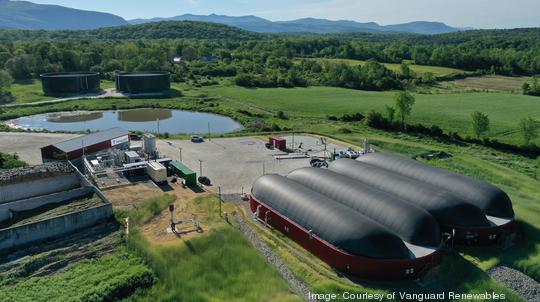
[169, 160, 197, 187]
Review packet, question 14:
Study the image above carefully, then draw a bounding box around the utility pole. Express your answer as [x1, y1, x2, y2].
[179, 147, 182, 162]
[198, 159, 203, 176]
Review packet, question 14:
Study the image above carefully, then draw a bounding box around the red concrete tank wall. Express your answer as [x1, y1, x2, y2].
[445, 221, 515, 245]
[250, 195, 443, 281]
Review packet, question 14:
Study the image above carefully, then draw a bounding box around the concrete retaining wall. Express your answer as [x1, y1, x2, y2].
[0, 201, 113, 251]
[0, 174, 81, 204]
[0, 187, 94, 222]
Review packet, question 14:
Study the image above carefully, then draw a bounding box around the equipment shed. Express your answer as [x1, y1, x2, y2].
[169, 160, 197, 187]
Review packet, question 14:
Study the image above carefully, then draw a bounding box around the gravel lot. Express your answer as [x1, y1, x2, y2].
[0, 132, 76, 165]
[157, 135, 350, 194]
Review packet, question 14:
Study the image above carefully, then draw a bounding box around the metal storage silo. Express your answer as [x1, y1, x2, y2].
[40, 72, 100, 95]
[115, 72, 170, 93]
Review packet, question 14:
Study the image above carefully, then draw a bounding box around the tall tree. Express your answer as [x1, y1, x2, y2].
[471, 111, 490, 139]
[519, 117, 539, 145]
[394, 91, 415, 130]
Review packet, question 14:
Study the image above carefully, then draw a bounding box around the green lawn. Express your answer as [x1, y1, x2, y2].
[9, 80, 116, 104]
[124, 195, 301, 302]
[200, 85, 540, 146]
[297, 58, 467, 77]
[10, 80, 55, 104]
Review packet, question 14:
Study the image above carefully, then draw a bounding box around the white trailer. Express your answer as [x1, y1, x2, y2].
[147, 161, 167, 184]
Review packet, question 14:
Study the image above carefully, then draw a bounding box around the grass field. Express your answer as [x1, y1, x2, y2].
[123, 194, 301, 302]
[10, 80, 55, 104]
[0, 251, 154, 302]
[199, 85, 540, 146]
[296, 58, 468, 77]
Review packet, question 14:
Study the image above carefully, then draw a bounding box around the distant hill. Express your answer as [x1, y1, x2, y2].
[0, 20, 262, 41]
[130, 14, 461, 35]
[0, 0, 127, 30]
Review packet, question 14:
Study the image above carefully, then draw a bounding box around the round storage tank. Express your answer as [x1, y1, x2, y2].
[115, 72, 170, 93]
[40, 72, 100, 95]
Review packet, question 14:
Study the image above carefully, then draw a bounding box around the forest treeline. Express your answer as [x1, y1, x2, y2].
[0, 21, 539, 91]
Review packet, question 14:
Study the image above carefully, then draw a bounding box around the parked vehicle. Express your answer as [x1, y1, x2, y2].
[191, 135, 204, 143]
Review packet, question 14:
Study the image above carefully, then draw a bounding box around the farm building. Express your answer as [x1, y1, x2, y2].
[40, 72, 100, 95]
[41, 127, 130, 163]
[115, 72, 170, 93]
[250, 152, 515, 280]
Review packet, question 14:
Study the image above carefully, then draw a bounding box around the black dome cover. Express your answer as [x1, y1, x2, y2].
[356, 153, 514, 218]
[252, 174, 410, 259]
[329, 159, 491, 227]
[288, 167, 440, 247]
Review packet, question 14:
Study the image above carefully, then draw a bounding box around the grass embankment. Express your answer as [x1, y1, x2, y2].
[0, 252, 154, 302]
[296, 58, 468, 77]
[120, 194, 301, 302]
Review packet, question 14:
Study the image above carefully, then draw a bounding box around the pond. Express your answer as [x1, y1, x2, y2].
[7, 108, 244, 134]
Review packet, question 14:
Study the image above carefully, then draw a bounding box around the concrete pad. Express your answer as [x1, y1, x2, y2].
[0, 132, 77, 165]
[156, 135, 353, 195]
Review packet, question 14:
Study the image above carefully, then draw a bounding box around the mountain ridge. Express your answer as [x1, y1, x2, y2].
[129, 14, 461, 35]
[0, 0, 128, 30]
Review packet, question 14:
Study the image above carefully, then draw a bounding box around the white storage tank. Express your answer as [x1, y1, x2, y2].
[143, 133, 156, 156]
[147, 161, 167, 184]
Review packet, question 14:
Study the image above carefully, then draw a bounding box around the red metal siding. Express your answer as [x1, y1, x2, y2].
[66, 140, 112, 159]
[269, 137, 286, 150]
[250, 195, 443, 281]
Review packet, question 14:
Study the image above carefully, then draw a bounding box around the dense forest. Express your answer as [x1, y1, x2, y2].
[0, 21, 539, 93]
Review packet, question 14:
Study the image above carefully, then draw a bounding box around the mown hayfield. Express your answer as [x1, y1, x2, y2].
[202, 85, 540, 145]
[296, 58, 467, 77]
[439, 75, 533, 93]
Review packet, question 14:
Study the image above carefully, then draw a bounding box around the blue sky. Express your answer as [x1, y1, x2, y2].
[26, 0, 540, 28]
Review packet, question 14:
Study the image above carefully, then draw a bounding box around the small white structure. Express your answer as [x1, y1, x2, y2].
[147, 161, 167, 184]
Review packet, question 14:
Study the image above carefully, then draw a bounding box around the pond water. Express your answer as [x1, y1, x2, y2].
[7, 108, 244, 134]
